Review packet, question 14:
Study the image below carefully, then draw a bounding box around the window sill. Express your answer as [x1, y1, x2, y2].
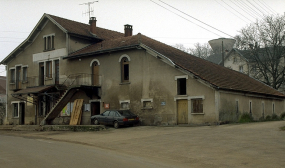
[13, 117, 19, 118]
[141, 107, 153, 110]
[120, 82, 131, 85]
[22, 81, 28, 84]
[10, 83, 15, 85]
[43, 48, 55, 52]
[191, 113, 205, 115]
[45, 77, 53, 80]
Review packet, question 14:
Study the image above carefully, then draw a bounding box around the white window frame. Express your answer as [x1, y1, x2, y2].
[119, 100, 130, 110]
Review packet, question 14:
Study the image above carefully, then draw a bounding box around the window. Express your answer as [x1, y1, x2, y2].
[84, 104, 90, 111]
[121, 102, 129, 109]
[121, 57, 129, 82]
[13, 103, 19, 117]
[102, 111, 110, 116]
[239, 66, 243, 72]
[46, 61, 52, 78]
[22, 67, 27, 82]
[177, 78, 186, 95]
[10, 69, 15, 83]
[143, 101, 152, 108]
[192, 99, 203, 113]
[109, 111, 116, 116]
[272, 103, 275, 114]
[233, 57, 237, 63]
[44, 34, 55, 51]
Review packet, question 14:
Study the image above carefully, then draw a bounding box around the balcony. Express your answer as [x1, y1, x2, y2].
[9, 73, 101, 91]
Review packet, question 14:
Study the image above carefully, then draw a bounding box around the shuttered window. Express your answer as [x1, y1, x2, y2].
[192, 99, 203, 113]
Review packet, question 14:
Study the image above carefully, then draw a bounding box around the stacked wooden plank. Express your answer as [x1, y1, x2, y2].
[69, 99, 84, 125]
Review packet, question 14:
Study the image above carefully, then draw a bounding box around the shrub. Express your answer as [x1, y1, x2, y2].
[239, 113, 253, 123]
[271, 113, 279, 121]
[280, 112, 285, 120]
[265, 115, 272, 121]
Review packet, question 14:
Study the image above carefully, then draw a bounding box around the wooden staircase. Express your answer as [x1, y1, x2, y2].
[40, 87, 77, 125]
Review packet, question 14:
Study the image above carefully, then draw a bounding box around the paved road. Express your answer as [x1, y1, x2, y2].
[1, 121, 285, 168]
[0, 135, 177, 168]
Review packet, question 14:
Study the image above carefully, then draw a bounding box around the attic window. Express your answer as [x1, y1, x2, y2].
[43, 34, 55, 51]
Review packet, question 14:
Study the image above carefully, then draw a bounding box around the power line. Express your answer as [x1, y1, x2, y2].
[220, 0, 254, 22]
[0, 31, 29, 33]
[229, 0, 260, 20]
[214, 0, 250, 24]
[258, 0, 278, 14]
[233, 0, 262, 19]
[246, 0, 266, 17]
[253, 0, 273, 15]
[239, 0, 263, 18]
[157, 0, 234, 38]
[150, 0, 222, 37]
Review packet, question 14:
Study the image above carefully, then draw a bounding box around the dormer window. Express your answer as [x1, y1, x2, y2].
[43, 34, 55, 51]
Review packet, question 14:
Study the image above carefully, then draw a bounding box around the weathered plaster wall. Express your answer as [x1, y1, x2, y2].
[219, 91, 284, 121]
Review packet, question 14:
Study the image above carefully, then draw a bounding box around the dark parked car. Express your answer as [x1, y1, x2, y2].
[91, 110, 139, 128]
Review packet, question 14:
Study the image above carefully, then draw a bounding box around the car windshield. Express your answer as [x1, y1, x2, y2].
[118, 110, 135, 116]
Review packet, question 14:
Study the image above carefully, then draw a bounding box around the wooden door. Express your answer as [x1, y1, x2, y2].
[92, 62, 99, 86]
[177, 99, 188, 124]
[20, 103, 25, 125]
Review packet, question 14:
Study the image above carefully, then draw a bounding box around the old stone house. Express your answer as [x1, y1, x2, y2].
[1, 13, 285, 126]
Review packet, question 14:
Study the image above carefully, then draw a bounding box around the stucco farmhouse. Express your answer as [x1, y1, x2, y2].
[1, 13, 285, 126]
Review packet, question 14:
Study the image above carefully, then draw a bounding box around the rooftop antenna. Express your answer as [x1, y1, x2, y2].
[80, 1, 98, 19]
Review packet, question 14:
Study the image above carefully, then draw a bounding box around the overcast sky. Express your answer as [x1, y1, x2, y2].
[0, 0, 284, 76]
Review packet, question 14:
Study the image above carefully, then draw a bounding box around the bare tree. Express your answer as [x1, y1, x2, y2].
[173, 44, 187, 52]
[188, 43, 213, 59]
[173, 43, 213, 59]
[235, 14, 285, 90]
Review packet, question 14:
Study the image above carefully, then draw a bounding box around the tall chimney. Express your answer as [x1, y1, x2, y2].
[124, 24, 133, 37]
[89, 17, 97, 34]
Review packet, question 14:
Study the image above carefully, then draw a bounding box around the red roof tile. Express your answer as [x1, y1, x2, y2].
[48, 14, 124, 40]
[67, 33, 285, 98]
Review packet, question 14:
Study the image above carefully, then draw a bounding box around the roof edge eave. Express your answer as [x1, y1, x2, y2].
[63, 44, 140, 59]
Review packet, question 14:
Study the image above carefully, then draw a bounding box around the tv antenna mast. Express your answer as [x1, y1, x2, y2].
[80, 1, 99, 19]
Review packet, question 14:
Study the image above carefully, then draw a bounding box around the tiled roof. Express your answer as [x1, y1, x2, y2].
[48, 14, 124, 40]
[206, 53, 222, 64]
[67, 34, 285, 98]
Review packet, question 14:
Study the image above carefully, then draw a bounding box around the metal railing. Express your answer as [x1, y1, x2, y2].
[9, 73, 101, 90]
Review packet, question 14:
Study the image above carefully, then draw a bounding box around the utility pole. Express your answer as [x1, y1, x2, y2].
[222, 40, 224, 67]
[80, 1, 99, 19]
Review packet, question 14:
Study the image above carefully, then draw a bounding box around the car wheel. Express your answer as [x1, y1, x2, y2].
[114, 121, 119, 129]
[94, 119, 99, 125]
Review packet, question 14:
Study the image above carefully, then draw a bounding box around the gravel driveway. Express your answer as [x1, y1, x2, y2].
[1, 121, 285, 168]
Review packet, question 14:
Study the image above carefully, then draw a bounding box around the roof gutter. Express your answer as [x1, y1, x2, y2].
[63, 44, 140, 59]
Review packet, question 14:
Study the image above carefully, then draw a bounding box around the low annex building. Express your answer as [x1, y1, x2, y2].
[1, 13, 285, 126]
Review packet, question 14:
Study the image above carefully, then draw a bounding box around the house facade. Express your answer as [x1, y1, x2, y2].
[1, 14, 285, 126]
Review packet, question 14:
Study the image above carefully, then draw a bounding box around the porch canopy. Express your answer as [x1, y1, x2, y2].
[12, 85, 55, 95]
[11, 85, 56, 105]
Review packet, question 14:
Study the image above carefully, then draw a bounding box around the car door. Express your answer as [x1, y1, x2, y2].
[100, 111, 110, 124]
[107, 111, 116, 125]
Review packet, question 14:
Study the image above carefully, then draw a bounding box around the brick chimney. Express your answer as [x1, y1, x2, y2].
[124, 24, 133, 37]
[89, 17, 97, 34]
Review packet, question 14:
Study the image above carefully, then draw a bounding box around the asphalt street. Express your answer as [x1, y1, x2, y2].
[1, 121, 285, 168]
